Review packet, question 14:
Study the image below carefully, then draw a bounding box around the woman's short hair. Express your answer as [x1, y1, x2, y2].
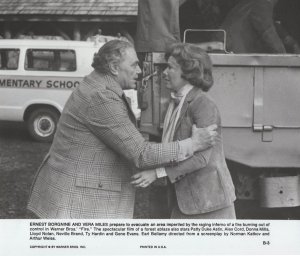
[92, 39, 134, 74]
[165, 43, 214, 91]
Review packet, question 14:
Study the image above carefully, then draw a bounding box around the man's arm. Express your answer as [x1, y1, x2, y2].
[275, 21, 300, 54]
[250, 0, 286, 53]
[85, 89, 215, 169]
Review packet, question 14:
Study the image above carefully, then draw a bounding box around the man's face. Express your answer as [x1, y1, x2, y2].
[117, 47, 141, 90]
[163, 56, 186, 92]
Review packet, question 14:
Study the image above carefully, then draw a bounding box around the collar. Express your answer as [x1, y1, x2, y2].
[88, 70, 124, 98]
[170, 84, 194, 101]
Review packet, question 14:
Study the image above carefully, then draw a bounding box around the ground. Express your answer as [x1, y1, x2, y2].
[0, 121, 300, 219]
[0, 121, 49, 218]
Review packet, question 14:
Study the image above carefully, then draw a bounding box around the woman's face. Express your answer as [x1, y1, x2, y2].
[163, 56, 187, 92]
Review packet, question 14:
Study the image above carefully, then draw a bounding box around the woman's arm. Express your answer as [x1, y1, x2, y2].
[165, 95, 220, 183]
[131, 95, 220, 187]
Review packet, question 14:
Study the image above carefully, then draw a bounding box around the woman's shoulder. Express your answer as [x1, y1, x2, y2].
[190, 89, 218, 109]
[187, 89, 221, 125]
[188, 89, 220, 116]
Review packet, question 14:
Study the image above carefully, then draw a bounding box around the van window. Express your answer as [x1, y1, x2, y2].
[0, 49, 20, 70]
[25, 49, 76, 71]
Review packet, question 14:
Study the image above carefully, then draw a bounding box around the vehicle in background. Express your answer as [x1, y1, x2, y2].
[0, 39, 139, 142]
[137, 29, 300, 211]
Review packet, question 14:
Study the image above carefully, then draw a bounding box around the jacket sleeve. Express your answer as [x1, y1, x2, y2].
[166, 96, 218, 183]
[250, 0, 286, 53]
[85, 89, 180, 169]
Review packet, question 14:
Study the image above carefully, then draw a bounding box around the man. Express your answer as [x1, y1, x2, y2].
[27, 40, 217, 219]
[135, 0, 189, 52]
[135, 0, 219, 53]
[220, 0, 286, 53]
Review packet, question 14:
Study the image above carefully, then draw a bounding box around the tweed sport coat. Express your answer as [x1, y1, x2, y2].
[27, 71, 183, 219]
[165, 87, 236, 215]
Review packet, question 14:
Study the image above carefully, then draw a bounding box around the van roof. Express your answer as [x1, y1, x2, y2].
[0, 39, 103, 48]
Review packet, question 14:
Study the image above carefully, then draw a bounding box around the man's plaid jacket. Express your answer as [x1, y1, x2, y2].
[28, 71, 182, 218]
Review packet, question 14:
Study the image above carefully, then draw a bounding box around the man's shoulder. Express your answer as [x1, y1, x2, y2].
[82, 72, 106, 90]
[81, 73, 120, 101]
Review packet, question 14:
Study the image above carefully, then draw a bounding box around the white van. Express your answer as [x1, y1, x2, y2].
[0, 39, 139, 142]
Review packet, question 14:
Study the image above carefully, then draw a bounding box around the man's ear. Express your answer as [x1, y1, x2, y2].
[109, 62, 119, 76]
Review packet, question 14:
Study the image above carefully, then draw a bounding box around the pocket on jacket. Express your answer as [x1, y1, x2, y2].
[75, 175, 122, 192]
[70, 184, 122, 218]
[191, 170, 226, 205]
[176, 169, 227, 214]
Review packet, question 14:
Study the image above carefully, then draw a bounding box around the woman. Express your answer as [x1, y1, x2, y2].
[131, 43, 236, 219]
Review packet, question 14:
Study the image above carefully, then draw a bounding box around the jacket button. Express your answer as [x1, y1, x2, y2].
[98, 183, 103, 188]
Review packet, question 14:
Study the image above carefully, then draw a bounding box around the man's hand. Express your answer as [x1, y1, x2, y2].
[191, 124, 217, 152]
[131, 170, 157, 188]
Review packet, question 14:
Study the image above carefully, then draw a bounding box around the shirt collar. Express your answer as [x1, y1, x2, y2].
[171, 84, 194, 100]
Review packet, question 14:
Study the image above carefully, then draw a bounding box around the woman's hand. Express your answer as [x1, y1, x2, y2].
[131, 170, 157, 188]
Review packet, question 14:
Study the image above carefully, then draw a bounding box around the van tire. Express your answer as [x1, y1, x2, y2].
[27, 108, 59, 142]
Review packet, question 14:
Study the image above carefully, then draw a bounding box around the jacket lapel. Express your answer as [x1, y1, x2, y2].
[104, 76, 137, 126]
[121, 94, 137, 126]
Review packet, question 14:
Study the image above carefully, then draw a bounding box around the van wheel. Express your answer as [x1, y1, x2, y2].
[27, 108, 59, 142]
